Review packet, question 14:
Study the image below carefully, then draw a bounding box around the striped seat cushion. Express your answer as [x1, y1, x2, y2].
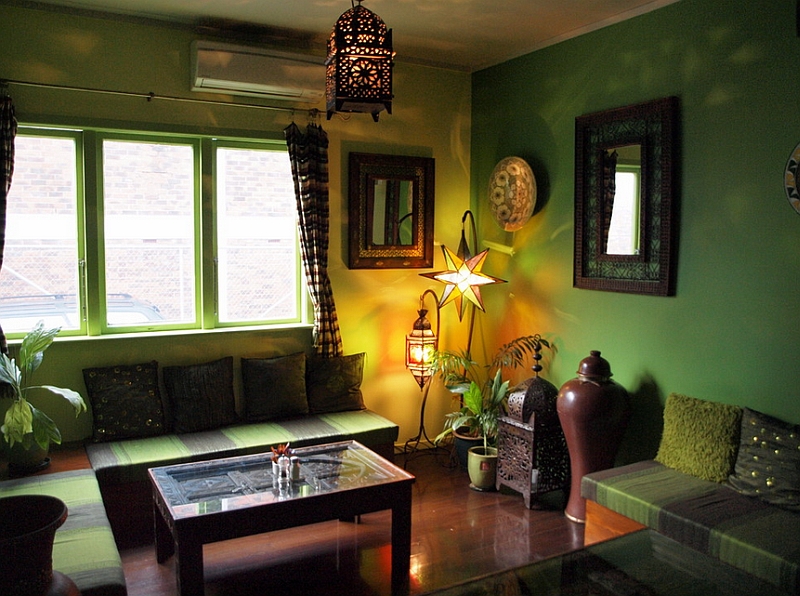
[582, 460, 800, 594]
[0, 469, 126, 596]
[86, 409, 398, 485]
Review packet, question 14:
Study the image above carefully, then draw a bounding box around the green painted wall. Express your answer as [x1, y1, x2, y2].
[472, 0, 800, 460]
[0, 4, 472, 443]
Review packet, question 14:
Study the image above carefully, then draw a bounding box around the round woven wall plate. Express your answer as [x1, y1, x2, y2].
[488, 156, 536, 231]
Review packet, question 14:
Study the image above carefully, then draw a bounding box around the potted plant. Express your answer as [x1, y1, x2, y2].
[0, 321, 86, 474]
[433, 335, 551, 489]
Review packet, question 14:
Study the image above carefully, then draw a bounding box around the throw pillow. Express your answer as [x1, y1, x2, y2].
[655, 393, 742, 482]
[728, 408, 800, 512]
[306, 353, 366, 414]
[83, 361, 165, 442]
[241, 352, 309, 421]
[162, 356, 237, 433]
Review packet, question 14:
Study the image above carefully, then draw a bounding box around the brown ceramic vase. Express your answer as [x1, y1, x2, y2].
[557, 350, 631, 523]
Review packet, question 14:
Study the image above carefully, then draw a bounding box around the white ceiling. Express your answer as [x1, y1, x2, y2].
[17, 0, 678, 72]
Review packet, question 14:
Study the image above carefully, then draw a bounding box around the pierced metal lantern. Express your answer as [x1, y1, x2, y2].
[496, 349, 570, 508]
[326, 0, 394, 122]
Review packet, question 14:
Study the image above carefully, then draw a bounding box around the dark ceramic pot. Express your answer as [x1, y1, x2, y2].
[0, 495, 76, 596]
[557, 351, 631, 523]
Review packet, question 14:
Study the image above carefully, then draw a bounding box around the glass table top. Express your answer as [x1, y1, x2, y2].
[149, 440, 413, 520]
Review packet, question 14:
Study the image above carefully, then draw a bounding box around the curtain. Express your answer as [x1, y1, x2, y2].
[284, 121, 343, 357]
[602, 149, 618, 254]
[0, 92, 17, 354]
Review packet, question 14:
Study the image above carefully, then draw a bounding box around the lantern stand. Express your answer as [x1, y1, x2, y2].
[402, 289, 448, 465]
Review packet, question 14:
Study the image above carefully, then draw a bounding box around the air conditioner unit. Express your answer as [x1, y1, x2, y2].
[191, 41, 325, 103]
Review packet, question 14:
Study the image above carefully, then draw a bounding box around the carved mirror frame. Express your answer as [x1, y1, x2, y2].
[348, 153, 435, 269]
[574, 96, 679, 296]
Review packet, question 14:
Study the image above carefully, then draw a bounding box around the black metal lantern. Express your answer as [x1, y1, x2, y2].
[326, 0, 393, 122]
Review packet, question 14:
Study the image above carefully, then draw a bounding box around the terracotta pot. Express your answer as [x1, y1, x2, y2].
[467, 446, 498, 491]
[557, 351, 630, 523]
[0, 495, 77, 596]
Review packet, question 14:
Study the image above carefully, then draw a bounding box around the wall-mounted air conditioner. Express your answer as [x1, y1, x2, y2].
[191, 41, 325, 103]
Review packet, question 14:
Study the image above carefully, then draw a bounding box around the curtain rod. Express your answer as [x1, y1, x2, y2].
[1, 78, 320, 117]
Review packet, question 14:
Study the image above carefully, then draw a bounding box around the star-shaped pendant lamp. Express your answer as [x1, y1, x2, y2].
[421, 211, 506, 321]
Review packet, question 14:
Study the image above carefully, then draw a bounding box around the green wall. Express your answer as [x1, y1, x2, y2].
[472, 0, 800, 460]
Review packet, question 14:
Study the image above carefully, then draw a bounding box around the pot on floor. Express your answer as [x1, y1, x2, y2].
[0, 494, 79, 596]
[467, 446, 498, 491]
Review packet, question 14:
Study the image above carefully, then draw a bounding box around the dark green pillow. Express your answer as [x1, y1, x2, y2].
[162, 356, 237, 433]
[655, 393, 742, 482]
[83, 361, 165, 442]
[306, 353, 366, 414]
[728, 408, 800, 512]
[242, 353, 309, 421]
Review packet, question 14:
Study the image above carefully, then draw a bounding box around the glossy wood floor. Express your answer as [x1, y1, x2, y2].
[120, 449, 585, 596]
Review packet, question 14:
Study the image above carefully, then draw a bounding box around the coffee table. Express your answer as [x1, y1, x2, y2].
[149, 440, 415, 596]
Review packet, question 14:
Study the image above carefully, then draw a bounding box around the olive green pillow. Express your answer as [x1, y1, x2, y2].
[655, 393, 742, 482]
[241, 352, 309, 421]
[728, 408, 800, 511]
[306, 353, 366, 414]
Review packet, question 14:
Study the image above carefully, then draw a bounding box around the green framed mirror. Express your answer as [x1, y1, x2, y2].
[574, 96, 680, 296]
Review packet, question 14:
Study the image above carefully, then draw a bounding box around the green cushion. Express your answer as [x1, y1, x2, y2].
[162, 356, 238, 433]
[728, 408, 800, 511]
[242, 352, 309, 421]
[306, 353, 366, 414]
[655, 393, 742, 482]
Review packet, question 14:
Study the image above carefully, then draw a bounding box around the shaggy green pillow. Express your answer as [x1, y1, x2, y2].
[655, 393, 742, 482]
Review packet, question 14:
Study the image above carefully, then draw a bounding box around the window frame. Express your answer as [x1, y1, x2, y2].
[3, 124, 307, 340]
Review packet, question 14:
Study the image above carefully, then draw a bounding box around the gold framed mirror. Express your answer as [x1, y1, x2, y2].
[348, 153, 435, 269]
[574, 96, 679, 296]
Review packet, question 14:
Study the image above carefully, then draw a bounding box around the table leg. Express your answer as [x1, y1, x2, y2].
[390, 485, 412, 596]
[154, 502, 174, 564]
[175, 534, 204, 596]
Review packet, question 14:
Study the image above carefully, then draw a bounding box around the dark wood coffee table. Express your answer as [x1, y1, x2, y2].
[149, 440, 415, 596]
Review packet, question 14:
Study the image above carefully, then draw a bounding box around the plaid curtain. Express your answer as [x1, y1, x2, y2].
[284, 122, 343, 357]
[0, 93, 17, 354]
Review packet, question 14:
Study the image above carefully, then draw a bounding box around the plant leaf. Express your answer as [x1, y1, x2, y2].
[38, 386, 87, 414]
[30, 405, 61, 447]
[19, 321, 60, 377]
[2, 399, 33, 446]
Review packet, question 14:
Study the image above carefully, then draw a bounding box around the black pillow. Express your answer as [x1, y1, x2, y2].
[162, 356, 237, 433]
[242, 353, 309, 421]
[728, 407, 800, 512]
[83, 361, 165, 442]
[306, 353, 366, 414]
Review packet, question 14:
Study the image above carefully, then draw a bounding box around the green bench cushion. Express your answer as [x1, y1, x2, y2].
[0, 469, 126, 596]
[86, 409, 399, 485]
[582, 460, 800, 594]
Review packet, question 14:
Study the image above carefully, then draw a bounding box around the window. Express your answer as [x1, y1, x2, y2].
[0, 127, 303, 337]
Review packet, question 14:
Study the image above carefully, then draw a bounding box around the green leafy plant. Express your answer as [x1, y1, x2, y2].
[433, 334, 551, 450]
[0, 322, 86, 449]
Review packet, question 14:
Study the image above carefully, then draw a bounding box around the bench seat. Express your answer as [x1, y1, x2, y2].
[582, 460, 800, 595]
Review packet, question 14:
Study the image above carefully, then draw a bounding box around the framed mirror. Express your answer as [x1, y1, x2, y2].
[574, 96, 679, 296]
[348, 153, 435, 269]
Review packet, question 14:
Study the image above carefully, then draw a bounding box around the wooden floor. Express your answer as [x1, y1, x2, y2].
[121, 449, 585, 596]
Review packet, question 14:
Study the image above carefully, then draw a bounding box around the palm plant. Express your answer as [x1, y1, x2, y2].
[0, 321, 86, 450]
[433, 334, 551, 449]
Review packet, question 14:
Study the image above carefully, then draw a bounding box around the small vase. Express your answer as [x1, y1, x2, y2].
[557, 351, 631, 523]
[453, 428, 482, 470]
[467, 446, 498, 491]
